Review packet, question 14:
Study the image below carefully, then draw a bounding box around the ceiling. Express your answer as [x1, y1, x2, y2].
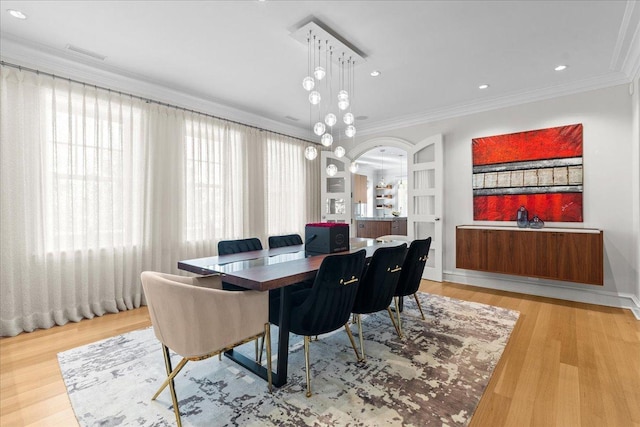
[1, 1, 639, 145]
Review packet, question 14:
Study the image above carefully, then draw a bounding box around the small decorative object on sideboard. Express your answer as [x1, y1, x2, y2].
[529, 215, 545, 229]
[516, 206, 529, 228]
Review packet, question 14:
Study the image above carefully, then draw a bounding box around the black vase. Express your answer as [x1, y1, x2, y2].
[516, 206, 529, 228]
[530, 215, 545, 229]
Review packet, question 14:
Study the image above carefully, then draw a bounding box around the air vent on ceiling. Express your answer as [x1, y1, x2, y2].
[65, 44, 107, 61]
[285, 115, 300, 121]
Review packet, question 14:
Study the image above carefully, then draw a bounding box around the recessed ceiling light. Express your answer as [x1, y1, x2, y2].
[555, 65, 567, 71]
[370, 70, 381, 77]
[478, 84, 490, 89]
[8, 9, 27, 19]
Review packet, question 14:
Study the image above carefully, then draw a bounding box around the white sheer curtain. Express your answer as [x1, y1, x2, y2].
[0, 65, 320, 336]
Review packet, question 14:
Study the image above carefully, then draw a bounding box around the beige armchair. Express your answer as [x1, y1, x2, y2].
[140, 271, 272, 427]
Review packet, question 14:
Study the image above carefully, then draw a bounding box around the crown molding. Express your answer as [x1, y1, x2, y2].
[0, 33, 311, 141]
[2, 31, 636, 141]
[357, 72, 632, 137]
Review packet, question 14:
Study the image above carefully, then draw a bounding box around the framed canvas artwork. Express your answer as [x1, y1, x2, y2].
[472, 124, 583, 222]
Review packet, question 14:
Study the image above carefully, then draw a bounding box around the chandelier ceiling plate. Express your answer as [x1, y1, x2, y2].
[290, 19, 366, 64]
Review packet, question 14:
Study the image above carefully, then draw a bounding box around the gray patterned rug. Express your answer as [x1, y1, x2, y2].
[58, 293, 519, 426]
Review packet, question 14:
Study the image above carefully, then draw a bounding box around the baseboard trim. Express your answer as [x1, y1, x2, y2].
[443, 270, 640, 320]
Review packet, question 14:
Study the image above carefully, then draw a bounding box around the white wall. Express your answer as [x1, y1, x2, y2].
[350, 84, 639, 312]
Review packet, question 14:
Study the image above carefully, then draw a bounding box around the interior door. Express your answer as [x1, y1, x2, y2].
[320, 151, 352, 228]
[408, 134, 443, 281]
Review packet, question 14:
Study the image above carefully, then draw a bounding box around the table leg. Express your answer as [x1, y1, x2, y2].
[223, 286, 291, 388]
[273, 286, 291, 387]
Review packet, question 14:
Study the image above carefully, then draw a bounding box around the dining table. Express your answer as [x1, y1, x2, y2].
[177, 237, 405, 388]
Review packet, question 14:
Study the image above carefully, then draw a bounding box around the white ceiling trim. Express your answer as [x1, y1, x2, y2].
[357, 72, 632, 137]
[2, 30, 636, 142]
[0, 33, 313, 142]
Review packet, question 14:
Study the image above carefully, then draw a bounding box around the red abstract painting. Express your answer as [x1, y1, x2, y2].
[472, 124, 583, 222]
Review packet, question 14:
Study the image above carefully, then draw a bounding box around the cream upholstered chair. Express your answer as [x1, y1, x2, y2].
[141, 271, 272, 427]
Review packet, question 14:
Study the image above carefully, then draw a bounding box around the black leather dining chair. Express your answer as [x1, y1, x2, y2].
[218, 237, 263, 255]
[351, 243, 407, 361]
[268, 234, 303, 249]
[217, 238, 263, 292]
[392, 237, 432, 338]
[269, 249, 366, 397]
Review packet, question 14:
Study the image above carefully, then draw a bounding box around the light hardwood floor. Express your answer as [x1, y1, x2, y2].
[1, 281, 639, 426]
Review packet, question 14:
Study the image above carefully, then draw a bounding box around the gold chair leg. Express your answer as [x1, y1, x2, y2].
[152, 357, 189, 401]
[413, 293, 426, 320]
[154, 345, 187, 427]
[304, 336, 312, 398]
[395, 297, 404, 339]
[387, 307, 402, 338]
[168, 372, 183, 427]
[344, 322, 362, 362]
[356, 314, 366, 362]
[265, 323, 273, 393]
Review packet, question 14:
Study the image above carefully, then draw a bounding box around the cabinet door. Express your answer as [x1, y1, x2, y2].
[486, 230, 513, 274]
[391, 219, 407, 235]
[556, 232, 603, 285]
[532, 232, 557, 279]
[456, 228, 488, 271]
[353, 174, 368, 204]
[372, 221, 391, 238]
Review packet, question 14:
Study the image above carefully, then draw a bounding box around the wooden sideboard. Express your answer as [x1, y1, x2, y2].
[356, 218, 407, 239]
[456, 225, 603, 286]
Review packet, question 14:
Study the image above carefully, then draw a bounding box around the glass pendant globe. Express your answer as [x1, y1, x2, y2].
[321, 133, 333, 146]
[338, 99, 349, 111]
[334, 146, 345, 158]
[309, 91, 321, 105]
[326, 164, 338, 177]
[314, 122, 326, 136]
[314, 66, 326, 80]
[304, 146, 318, 160]
[343, 112, 354, 125]
[324, 113, 337, 127]
[349, 162, 359, 173]
[302, 76, 314, 91]
[337, 90, 349, 101]
[345, 125, 356, 138]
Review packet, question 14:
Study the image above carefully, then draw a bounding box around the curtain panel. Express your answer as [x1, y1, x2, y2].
[0, 66, 320, 336]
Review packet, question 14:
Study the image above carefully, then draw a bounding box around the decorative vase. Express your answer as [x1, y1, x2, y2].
[529, 215, 545, 229]
[516, 206, 529, 228]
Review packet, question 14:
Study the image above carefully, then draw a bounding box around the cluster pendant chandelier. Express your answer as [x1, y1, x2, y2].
[294, 20, 364, 176]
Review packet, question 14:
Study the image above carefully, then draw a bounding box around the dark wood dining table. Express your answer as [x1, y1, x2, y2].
[177, 237, 404, 388]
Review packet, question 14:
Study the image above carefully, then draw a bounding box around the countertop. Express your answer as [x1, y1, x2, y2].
[355, 217, 407, 221]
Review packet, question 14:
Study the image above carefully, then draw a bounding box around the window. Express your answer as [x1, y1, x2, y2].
[44, 89, 142, 252]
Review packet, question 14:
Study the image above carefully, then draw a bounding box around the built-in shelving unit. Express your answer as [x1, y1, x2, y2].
[375, 184, 394, 211]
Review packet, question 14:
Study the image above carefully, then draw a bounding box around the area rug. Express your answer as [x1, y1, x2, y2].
[58, 293, 519, 426]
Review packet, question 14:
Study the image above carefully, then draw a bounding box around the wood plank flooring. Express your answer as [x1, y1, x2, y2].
[1, 281, 638, 426]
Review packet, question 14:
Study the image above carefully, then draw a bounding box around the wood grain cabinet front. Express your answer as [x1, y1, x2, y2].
[456, 226, 603, 286]
[356, 219, 407, 239]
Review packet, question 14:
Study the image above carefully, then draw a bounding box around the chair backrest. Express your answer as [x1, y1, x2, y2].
[268, 234, 303, 249]
[395, 237, 432, 297]
[352, 243, 407, 314]
[218, 237, 263, 255]
[289, 250, 366, 336]
[141, 271, 267, 358]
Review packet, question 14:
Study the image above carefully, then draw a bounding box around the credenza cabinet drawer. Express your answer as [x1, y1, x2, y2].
[456, 226, 603, 286]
